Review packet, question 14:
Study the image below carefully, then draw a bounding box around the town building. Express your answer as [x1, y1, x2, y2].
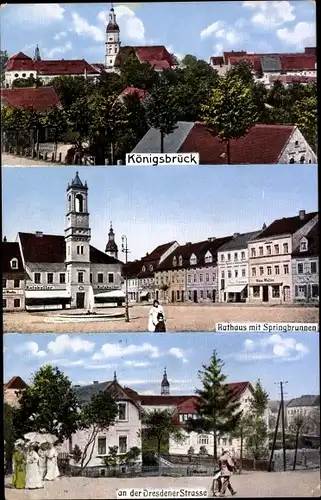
[217, 231, 261, 303]
[291, 225, 319, 303]
[4, 376, 28, 407]
[248, 210, 318, 304]
[12, 172, 122, 311]
[286, 395, 320, 435]
[210, 48, 317, 87]
[2, 239, 26, 311]
[132, 123, 317, 164]
[1, 86, 61, 111]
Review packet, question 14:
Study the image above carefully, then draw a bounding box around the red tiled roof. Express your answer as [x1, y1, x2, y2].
[210, 56, 224, 66]
[292, 224, 319, 258]
[253, 211, 318, 239]
[6, 55, 99, 76]
[121, 87, 147, 101]
[269, 75, 317, 84]
[134, 46, 174, 64]
[18, 232, 121, 265]
[148, 59, 171, 70]
[179, 123, 295, 164]
[1, 87, 61, 111]
[2, 241, 25, 277]
[229, 55, 262, 72]
[4, 376, 28, 390]
[223, 51, 247, 64]
[279, 54, 316, 71]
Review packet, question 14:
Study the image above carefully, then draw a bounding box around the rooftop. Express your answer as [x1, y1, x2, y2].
[254, 211, 318, 239]
[1, 87, 61, 112]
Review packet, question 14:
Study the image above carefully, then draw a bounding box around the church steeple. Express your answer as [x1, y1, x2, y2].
[34, 44, 41, 61]
[105, 221, 118, 259]
[105, 3, 120, 71]
[161, 367, 170, 395]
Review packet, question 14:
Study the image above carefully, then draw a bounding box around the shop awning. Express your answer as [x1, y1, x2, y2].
[95, 290, 125, 299]
[226, 285, 247, 294]
[140, 291, 149, 298]
[25, 290, 71, 299]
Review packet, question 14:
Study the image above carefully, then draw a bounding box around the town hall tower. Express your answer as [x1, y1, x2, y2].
[105, 4, 120, 71]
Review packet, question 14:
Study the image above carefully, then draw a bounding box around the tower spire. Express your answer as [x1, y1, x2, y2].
[161, 367, 170, 395]
[105, 221, 118, 258]
[114, 371, 117, 382]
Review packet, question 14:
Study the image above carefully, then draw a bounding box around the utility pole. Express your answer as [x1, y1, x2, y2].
[268, 402, 282, 472]
[279, 381, 288, 471]
[121, 235, 130, 323]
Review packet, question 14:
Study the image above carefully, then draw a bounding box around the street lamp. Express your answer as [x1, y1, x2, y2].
[122, 235, 130, 323]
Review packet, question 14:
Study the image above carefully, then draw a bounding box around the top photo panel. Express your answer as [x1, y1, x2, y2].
[1, 1, 317, 167]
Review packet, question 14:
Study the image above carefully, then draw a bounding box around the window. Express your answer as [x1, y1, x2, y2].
[251, 248, 256, 258]
[271, 286, 280, 298]
[228, 271, 232, 279]
[193, 274, 197, 283]
[90, 273, 93, 283]
[47, 273, 53, 284]
[283, 264, 289, 274]
[108, 273, 114, 284]
[267, 266, 272, 275]
[34, 273, 41, 284]
[190, 254, 197, 265]
[311, 262, 317, 274]
[227, 253, 231, 261]
[177, 290, 180, 301]
[300, 156, 305, 164]
[3, 299, 7, 308]
[10, 258, 18, 269]
[221, 255, 224, 262]
[118, 403, 126, 421]
[178, 256, 183, 266]
[242, 269, 246, 277]
[3, 279, 7, 288]
[283, 243, 289, 254]
[259, 266, 264, 276]
[234, 252, 238, 260]
[289, 158, 295, 164]
[275, 265, 280, 275]
[297, 263, 304, 274]
[173, 256, 177, 267]
[75, 194, 84, 212]
[252, 268, 256, 277]
[198, 434, 209, 445]
[14, 73, 19, 77]
[187, 274, 191, 283]
[212, 274, 215, 281]
[253, 286, 260, 298]
[205, 252, 212, 263]
[206, 273, 209, 282]
[266, 245, 271, 255]
[296, 285, 307, 298]
[200, 274, 203, 282]
[77, 245, 84, 255]
[235, 270, 238, 278]
[98, 437, 107, 455]
[59, 273, 66, 284]
[300, 241, 307, 251]
[98, 273, 104, 283]
[221, 271, 225, 278]
[78, 272, 84, 283]
[14, 279, 20, 288]
[311, 284, 319, 298]
[200, 290, 204, 299]
[274, 244, 279, 254]
[14, 298, 20, 308]
[119, 436, 127, 454]
[259, 246, 263, 256]
[241, 251, 245, 260]
[22, 73, 26, 77]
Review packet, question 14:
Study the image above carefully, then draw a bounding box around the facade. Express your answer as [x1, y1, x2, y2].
[2, 239, 26, 311]
[248, 210, 318, 304]
[286, 395, 320, 435]
[217, 231, 261, 303]
[4, 376, 28, 408]
[13, 172, 122, 311]
[132, 123, 317, 164]
[58, 376, 142, 468]
[292, 225, 319, 303]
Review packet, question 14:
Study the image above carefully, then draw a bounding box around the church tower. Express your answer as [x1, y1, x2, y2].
[105, 4, 120, 71]
[105, 222, 118, 259]
[34, 44, 41, 61]
[161, 368, 170, 395]
[65, 172, 91, 310]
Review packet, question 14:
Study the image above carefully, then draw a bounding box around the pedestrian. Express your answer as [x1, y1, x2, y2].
[148, 300, 166, 332]
[211, 466, 222, 496]
[25, 443, 43, 489]
[218, 450, 237, 497]
[12, 439, 26, 489]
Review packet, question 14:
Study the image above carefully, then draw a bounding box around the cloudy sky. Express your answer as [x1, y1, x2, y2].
[2, 165, 318, 260]
[4, 332, 319, 399]
[1, 2, 316, 63]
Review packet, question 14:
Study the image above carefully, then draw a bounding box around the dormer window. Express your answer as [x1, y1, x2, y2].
[173, 256, 177, 267]
[142, 266, 146, 272]
[205, 252, 212, 263]
[10, 258, 18, 269]
[149, 264, 153, 271]
[178, 255, 183, 266]
[300, 240, 307, 252]
[190, 253, 197, 266]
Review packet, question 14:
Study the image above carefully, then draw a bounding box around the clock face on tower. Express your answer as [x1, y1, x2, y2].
[77, 215, 86, 225]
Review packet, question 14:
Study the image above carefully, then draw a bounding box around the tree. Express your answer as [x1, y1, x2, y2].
[143, 409, 186, 472]
[40, 107, 67, 159]
[186, 350, 242, 460]
[120, 54, 158, 91]
[12, 75, 43, 88]
[292, 95, 317, 152]
[226, 60, 255, 86]
[4, 402, 17, 472]
[13, 365, 80, 442]
[77, 389, 119, 472]
[48, 76, 93, 109]
[2, 107, 34, 150]
[0, 50, 9, 84]
[201, 74, 259, 163]
[244, 379, 269, 460]
[65, 96, 93, 152]
[144, 78, 179, 153]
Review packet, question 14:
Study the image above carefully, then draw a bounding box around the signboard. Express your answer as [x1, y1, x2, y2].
[26, 285, 55, 290]
[255, 278, 275, 283]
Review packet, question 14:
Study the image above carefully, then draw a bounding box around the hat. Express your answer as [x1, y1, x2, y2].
[14, 439, 25, 448]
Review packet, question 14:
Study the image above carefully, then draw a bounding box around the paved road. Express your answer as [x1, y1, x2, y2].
[2, 153, 58, 166]
[5, 470, 321, 499]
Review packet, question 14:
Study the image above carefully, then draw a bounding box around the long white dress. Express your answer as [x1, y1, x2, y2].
[45, 446, 60, 481]
[38, 449, 47, 479]
[25, 450, 43, 489]
[148, 305, 165, 332]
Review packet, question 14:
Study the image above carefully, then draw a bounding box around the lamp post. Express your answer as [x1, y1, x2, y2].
[122, 235, 130, 322]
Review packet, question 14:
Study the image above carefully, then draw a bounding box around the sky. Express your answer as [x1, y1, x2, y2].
[4, 332, 320, 400]
[2, 165, 318, 260]
[0, 2, 316, 63]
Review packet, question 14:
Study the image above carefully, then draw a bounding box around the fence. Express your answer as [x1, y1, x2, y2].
[273, 449, 320, 471]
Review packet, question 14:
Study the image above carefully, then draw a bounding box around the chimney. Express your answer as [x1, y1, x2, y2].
[3, 236, 7, 242]
[208, 237, 216, 241]
[93, 381, 99, 384]
[74, 384, 81, 388]
[299, 210, 306, 220]
[262, 223, 267, 230]
[233, 233, 240, 238]
[186, 242, 191, 245]
[35, 231, 43, 238]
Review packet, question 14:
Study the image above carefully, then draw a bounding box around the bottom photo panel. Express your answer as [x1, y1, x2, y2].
[4, 331, 320, 499]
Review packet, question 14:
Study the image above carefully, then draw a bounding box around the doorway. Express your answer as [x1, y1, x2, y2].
[76, 292, 85, 309]
[193, 290, 198, 303]
[181, 291, 185, 302]
[262, 286, 269, 302]
[212, 290, 216, 302]
[171, 290, 175, 303]
[283, 286, 291, 302]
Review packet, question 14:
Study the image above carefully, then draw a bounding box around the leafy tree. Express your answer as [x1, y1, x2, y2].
[72, 444, 82, 464]
[187, 446, 195, 461]
[12, 75, 43, 88]
[120, 54, 158, 91]
[77, 389, 119, 472]
[199, 445, 208, 455]
[186, 350, 242, 460]
[40, 107, 67, 159]
[292, 95, 317, 152]
[145, 78, 179, 153]
[244, 379, 269, 460]
[65, 96, 93, 152]
[48, 76, 93, 109]
[102, 445, 141, 469]
[4, 402, 17, 472]
[13, 365, 80, 442]
[115, 92, 148, 161]
[0, 49, 9, 84]
[143, 409, 186, 471]
[226, 60, 255, 86]
[201, 74, 259, 163]
[2, 107, 32, 150]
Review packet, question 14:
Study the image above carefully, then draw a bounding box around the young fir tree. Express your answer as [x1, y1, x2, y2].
[244, 379, 269, 459]
[186, 350, 242, 460]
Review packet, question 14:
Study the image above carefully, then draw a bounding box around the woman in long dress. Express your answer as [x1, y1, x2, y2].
[38, 443, 48, 480]
[45, 443, 60, 481]
[12, 439, 26, 489]
[148, 300, 166, 332]
[25, 444, 43, 489]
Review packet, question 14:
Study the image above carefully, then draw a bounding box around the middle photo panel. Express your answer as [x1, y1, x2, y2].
[2, 164, 318, 333]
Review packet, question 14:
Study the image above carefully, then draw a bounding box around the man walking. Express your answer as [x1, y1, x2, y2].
[218, 450, 237, 497]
